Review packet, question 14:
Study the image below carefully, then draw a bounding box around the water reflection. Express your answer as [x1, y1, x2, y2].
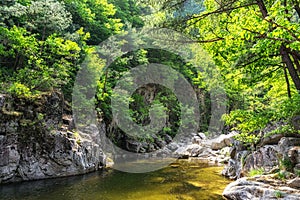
[0, 159, 231, 200]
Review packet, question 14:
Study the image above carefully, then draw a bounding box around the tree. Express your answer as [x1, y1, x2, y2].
[63, 0, 123, 45]
[158, 0, 300, 95]
[109, 0, 144, 28]
[0, 0, 85, 96]
[26, 0, 72, 40]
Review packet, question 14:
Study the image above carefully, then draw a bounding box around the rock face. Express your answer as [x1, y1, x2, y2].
[223, 177, 300, 200]
[243, 145, 279, 174]
[222, 133, 300, 199]
[0, 92, 105, 184]
[223, 136, 300, 179]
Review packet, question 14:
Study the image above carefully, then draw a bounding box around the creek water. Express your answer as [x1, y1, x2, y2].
[0, 159, 231, 200]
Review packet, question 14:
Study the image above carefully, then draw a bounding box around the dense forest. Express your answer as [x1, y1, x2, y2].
[1, 0, 299, 147]
[1, 0, 300, 199]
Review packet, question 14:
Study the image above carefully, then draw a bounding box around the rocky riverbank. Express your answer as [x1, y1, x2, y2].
[220, 132, 300, 199]
[223, 176, 300, 200]
[168, 129, 300, 200]
[0, 92, 106, 184]
[1, 92, 300, 199]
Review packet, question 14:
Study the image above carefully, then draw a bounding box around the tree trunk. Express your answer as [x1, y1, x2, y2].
[291, 52, 300, 75]
[291, 0, 300, 17]
[256, 0, 300, 93]
[280, 45, 300, 92]
[256, 0, 268, 18]
[283, 65, 291, 98]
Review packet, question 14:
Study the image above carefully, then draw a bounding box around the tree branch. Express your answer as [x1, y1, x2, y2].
[185, 2, 256, 25]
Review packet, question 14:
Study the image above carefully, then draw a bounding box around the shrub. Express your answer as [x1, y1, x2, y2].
[248, 168, 264, 177]
[8, 82, 33, 98]
[274, 190, 283, 199]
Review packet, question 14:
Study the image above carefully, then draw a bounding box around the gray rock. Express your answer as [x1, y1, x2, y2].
[0, 132, 105, 184]
[222, 150, 249, 179]
[294, 163, 300, 173]
[125, 140, 148, 153]
[220, 147, 231, 156]
[278, 137, 300, 158]
[291, 115, 300, 131]
[243, 145, 279, 174]
[210, 132, 237, 150]
[288, 146, 300, 164]
[0, 92, 106, 184]
[185, 144, 205, 157]
[164, 134, 173, 144]
[174, 146, 190, 159]
[0, 94, 5, 109]
[223, 177, 300, 200]
[287, 177, 300, 189]
[197, 132, 207, 140]
[258, 134, 284, 147]
[192, 136, 202, 145]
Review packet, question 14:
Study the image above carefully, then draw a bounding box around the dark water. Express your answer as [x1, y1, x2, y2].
[0, 159, 231, 200]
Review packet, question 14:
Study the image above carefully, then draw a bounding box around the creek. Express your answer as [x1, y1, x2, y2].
[0, 159, 231, 200]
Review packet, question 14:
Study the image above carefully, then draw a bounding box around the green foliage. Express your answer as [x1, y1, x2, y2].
[0, 0, 89, 98]
[234, 132, 260, 147]
[280, 94, 300, 120]
[275, 171, 287, 180]
[223, 109, 270, 134]
[274, 190, 284, 199]
[26, 0, 72, 39]
[8, 82, 33, 98]
[295, 169, 300, 177]
[2, 0, 300, 154]
[109, 0, 144, 28]
[222, 89, 300, 145]
[279, 158, 294, 172]
[248, 168, 265, 177]
[265, 124, 300, 137]
[1, 0, 143, 100]
[157, 0, 300, 147]
[63, 0, 123, 44]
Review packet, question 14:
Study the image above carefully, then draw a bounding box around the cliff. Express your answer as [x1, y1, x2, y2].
[0, 92, 106, 184]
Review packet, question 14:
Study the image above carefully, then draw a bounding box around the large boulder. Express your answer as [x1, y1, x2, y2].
[289, 146, 300, 164]
[223, 177, 300, 200]
[222, 150, 249, 179]
[243, 145, 279, 174]
[210, 132, 238, 150]
[278, 137, 300, 158]
[258, 134, 284, 147]
[185, 144, 206, 157]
